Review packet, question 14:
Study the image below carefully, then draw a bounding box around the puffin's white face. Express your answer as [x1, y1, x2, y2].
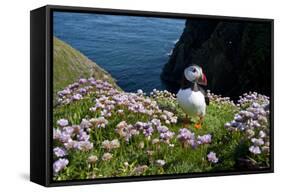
[184, 65, 207, 86]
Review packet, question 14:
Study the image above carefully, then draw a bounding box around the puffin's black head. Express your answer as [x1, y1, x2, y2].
[183, 65, 207, 86]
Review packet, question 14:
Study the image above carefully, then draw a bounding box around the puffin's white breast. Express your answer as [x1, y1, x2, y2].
[176, 88, 206, 117]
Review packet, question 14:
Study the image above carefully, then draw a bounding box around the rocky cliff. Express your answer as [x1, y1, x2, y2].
[161, 19, 271, 99]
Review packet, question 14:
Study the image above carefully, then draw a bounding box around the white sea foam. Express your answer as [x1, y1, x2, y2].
[173, 39, 179, 44]
[166, 49, 173, 56]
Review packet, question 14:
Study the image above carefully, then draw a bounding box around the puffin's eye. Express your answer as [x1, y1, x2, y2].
[192, 68, 196, 73]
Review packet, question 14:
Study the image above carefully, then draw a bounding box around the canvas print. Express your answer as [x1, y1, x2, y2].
[52, 11, 272, 181]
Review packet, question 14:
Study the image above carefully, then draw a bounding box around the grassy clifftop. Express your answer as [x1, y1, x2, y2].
[53, 37, 119, 96]
[52, 38, 270, 181]
[52, 77, 270, 180]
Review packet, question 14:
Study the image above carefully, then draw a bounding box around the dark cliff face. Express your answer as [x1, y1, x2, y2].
[161, 19, 272, 99]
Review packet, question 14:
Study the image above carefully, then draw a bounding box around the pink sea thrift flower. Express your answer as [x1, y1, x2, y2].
[72, 93, 83, 100]
[155, 159, 166, 167]
[249, 145, 261, 154]
[57, 119, 69, 127]
[197, 134, 212, 144]
[79, 78, 87, 84]
[53, 158, 69, 173]
[207, 152, 219, 163]
[53, 147, 67, 157]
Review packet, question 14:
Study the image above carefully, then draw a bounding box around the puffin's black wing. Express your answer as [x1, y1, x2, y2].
[182, 77, 210, 106]
[180, 75, 193, 89]
[197, 84, 210, 106]
[205, 95, 210, 106]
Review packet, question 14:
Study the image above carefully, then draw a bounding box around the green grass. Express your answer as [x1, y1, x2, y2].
[52, 38, 270, 181]
[53, 90, 242, 181]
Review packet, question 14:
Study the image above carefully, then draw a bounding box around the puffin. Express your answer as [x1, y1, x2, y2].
[176, 65, 209, 129]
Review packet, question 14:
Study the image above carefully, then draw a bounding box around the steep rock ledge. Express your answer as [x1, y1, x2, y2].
[161, 19, 271, 98]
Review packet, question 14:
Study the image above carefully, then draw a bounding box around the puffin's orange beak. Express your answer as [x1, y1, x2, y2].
[198, 72, 207, 86]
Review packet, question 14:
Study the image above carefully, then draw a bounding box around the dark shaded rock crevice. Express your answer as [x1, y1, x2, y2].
[161, 19, 271, 99]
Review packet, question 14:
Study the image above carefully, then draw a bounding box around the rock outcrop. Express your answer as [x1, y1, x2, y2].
[161, 19, 271, 99]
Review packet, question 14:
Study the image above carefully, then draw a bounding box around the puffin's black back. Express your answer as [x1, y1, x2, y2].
[180, 74, 192, 89]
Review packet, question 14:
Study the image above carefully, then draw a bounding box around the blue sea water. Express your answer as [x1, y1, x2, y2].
[54, 12, 185, 93]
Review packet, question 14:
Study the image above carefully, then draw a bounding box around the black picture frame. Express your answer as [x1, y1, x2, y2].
[30, 4, 274, 187]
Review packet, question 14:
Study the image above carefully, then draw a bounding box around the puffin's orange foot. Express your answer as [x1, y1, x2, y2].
[194, 123, 202, 129]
